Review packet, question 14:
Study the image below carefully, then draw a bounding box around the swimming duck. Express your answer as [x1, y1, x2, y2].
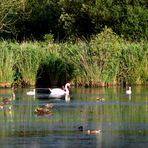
[87, 129, 101, 134]
[34, 103, 53, 115]
[96, 97, 105, 101]
[34, 107, 52, 115]
[78, 126, 101, 134]
[44, 103, 53, 108]
[0, 102, 4, 106]
[2, 97, 11, 105]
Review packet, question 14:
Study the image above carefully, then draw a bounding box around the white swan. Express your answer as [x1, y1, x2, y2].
[126, 87, 132, 95]
[27, 89, 35, 95]
[49, 83, 70, 98]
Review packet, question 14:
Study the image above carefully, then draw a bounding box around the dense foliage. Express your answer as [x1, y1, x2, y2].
[0, 28, 147, 87]
[0, 0, 147, 41]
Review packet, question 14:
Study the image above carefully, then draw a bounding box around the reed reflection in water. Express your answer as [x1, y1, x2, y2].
[0, 86, 148, 147]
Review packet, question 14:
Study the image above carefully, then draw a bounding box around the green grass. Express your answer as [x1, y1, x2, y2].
[0, 41, 15, 83]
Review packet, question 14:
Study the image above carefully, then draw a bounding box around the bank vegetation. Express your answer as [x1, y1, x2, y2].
[0, 28, 147, 87]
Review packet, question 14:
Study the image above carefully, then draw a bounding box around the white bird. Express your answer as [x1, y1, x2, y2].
[49, 83, 70, 98]
[27, 89, 35, 95]
[126, 86, 132, 95]
[65, 94, 71, 102]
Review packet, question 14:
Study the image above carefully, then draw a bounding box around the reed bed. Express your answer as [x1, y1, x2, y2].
[16, 42, 44, 85]
[0, 28, 147, 87]
[0, 41, 15, 84]
[117, 41, 148, 85]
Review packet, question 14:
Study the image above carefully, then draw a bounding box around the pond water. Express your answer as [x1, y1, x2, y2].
[0, 86, 148, 148]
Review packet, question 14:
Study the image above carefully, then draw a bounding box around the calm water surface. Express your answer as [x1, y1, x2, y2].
[0, 86, 148, 148]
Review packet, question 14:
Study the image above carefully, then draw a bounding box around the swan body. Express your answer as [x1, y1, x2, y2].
[126, 87, 132, 95]
[27, 89, 35, 95]
[49, 83, 70, 98]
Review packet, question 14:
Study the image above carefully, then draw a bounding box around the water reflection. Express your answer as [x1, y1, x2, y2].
[0, 86, 148, 147]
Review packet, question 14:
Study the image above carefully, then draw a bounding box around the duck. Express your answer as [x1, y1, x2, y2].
[126, 86, 132, 95]
[34, 103, 53, 115]
[0, 98, 11, 109]
[34, 107, 52, 115]
[27, 89, 35, 95]
[44, 103, 53, 108]
[34, 107, 50, 113]
[96, 97, 105, 101]
[0, 101, 4, 106]
[78, 126, 101, 134]
[2, 97, 11, 105]
[87, 129, 101, 134]
[49, 83, 70, 98]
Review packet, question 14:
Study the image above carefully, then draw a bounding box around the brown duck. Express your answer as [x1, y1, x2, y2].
[34, 103, 53, 115]
[2, 97, 11, 105]
[96, 97, 105, 101]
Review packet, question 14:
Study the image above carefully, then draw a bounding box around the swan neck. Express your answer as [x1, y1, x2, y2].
[65, 84, 69, 95]
[129, 87, 131, 91]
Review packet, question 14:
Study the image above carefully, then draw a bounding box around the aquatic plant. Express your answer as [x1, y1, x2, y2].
[0, 41, 15, 83]
[14, 42, 44, 86]
[117, 41, 148, 86]
[37, 51, 75, 87]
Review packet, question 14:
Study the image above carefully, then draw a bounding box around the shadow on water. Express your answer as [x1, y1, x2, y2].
[0, 86, 148, 147]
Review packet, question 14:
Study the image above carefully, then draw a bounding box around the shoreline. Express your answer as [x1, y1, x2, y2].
[0, 82, 148, 88]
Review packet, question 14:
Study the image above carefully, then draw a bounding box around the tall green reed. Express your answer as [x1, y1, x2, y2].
[0, 41, 15, 83]
[15, 42, 44, 86]
[37, 42, 76, 87]
[62, 42, 94, 86]
[117, 41, 148, 85]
